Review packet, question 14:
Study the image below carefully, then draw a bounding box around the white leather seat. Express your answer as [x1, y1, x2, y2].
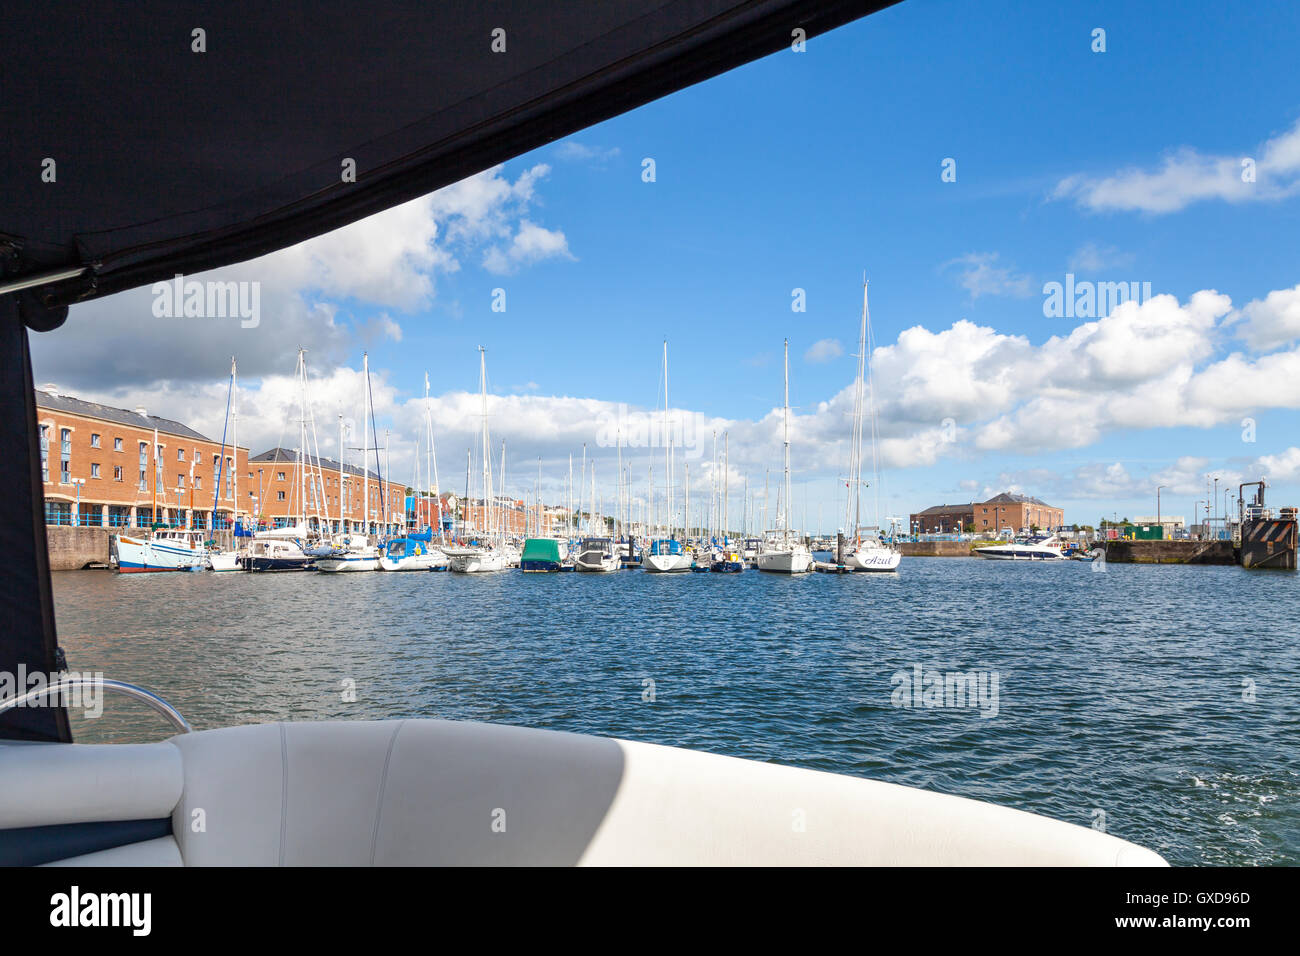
[2, 720, 1169, 866]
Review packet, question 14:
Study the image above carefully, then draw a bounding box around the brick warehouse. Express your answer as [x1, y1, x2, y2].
[910, 492, 1064, 534]
[250, 448, 407, 534]
[37, 387, 251, 530]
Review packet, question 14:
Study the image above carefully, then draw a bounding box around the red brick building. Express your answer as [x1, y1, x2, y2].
[911, 492, 1064, 534]
[37, 387, 249, 530]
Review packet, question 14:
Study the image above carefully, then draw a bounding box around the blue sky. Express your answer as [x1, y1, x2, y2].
[39, 0, 1300, 530]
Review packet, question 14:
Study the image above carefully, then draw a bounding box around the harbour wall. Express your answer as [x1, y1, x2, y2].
[45, 527, 236, 570]
[1102, 540, 1236, 564]
[46, 526, 112, 570]
[898, 541, 974, 557]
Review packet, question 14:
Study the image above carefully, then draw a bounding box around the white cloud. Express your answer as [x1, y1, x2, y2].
[1226, 283, 1300, 351]
[1253, 446, 1300, 482]
[943, 252, 1032, 300]
[804, 338, 843, 363]
[482, 220, 573, 274]
[34, 163, 570, 390]
[1051, 117, 1300, 214]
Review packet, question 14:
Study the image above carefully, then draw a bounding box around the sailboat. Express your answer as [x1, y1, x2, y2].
[207, 358, 245, 571]
[643, 341, 694, 573]
[757, 340, 814, 574]
[316, 352, 381, 572]
[843, 279, 902, 572]
[446, 347, 508, 573]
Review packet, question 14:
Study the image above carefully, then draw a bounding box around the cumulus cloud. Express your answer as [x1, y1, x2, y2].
[1225, 283, 1300, 351]
[32, 163, 570, 389]
[1051, 117, 1300, 214]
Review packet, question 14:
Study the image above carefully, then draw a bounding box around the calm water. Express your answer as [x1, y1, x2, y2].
[52, 558, 1299, 865]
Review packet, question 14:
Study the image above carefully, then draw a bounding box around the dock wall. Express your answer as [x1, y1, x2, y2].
[1101, 540, 1236, 564]
[45, 527, 236, 570]
[898, 541, 974, 557]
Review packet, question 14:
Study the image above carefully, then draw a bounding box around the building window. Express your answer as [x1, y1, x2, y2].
[277, 491, 286, 501]
[195, 476, 202, 490]
[277, 472, 286, 481]
[177, 448, 185, 461]
[114, 437, 123, 451]
[90, 433, 101, 448]
[39, 425, 49, 482]
[60, 429, 71, 483]
[139, 442, 149, 490]
[114, 466, 123, 481]
[178, 474, 185, 489]
[90, 463, 100, 478]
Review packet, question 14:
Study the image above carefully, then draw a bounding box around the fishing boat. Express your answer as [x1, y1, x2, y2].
[757, 341, 814, 574]
[575, 537, 619, 572]
[841, 279, 903, 573]
[112, 527, 207, 572]
[520, 537, 563, 572]
[973, 532, 1067, 561]
[378, 529, 447, 571]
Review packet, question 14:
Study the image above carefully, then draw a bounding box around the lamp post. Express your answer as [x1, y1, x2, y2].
[1156, 485, 1164, 537]
[72, 477, 85, 526]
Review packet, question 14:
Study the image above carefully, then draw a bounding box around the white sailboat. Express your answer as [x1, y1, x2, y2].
[643, 340, 693, 573]
[843, 279, 902, 572]
[448, 347, 508, 573]
[757, 339, 814, 574]
[317, 352, 379, 572]
[207, 357, 245, 571]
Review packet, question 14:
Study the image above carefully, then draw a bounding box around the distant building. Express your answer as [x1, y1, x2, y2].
[909, 502, 977, 534]
[249, 448, 406, 534]
[911, 492, 1064, 534]
[36, 386, 249, 530]
[976, 493, 1063, 533]
[1132, 515, 1185, 539]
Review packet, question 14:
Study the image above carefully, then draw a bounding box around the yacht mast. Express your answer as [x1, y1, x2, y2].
[362, 352, 370, 536]
[783, 338, 792, 547]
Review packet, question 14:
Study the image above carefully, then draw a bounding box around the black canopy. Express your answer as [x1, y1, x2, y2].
[0, 0, 894, 740]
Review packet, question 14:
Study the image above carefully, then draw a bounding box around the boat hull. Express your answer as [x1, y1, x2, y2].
[113, 535, 205, 573]
[844, 547, 902, 571]
[643, 552, 693, 573]
[378, 550, 447, 571]
[448, 550, 508, 573]
[756, 548, 814, 574]
[207, 551, 242, 572]
[243, 556, 314, 571]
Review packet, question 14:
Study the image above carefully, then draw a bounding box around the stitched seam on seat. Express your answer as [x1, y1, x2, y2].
[278, 723, 288, 867]
[370, 720, 406, 866]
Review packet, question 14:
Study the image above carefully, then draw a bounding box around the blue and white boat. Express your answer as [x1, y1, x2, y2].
[973, 532, 1066, 561]
[643, 537, 692, 573]
[378, 528, 448, 571]
[112, 527, 207, 572]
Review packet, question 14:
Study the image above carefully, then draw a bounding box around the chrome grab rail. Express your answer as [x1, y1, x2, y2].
[0, 677, 192, 734]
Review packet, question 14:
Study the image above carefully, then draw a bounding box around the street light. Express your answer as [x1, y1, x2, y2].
[1156, 485, 1164, 532]
[72, 477, 85, 526]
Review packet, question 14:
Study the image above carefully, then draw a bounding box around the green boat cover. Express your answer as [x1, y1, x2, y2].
[521, 539, 562, 564]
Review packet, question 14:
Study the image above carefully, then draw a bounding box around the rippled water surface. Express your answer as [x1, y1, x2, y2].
[52, 558, 1299, 865]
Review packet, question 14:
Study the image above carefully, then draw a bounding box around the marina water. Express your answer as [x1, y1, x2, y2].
[54, 559, 1298, 865]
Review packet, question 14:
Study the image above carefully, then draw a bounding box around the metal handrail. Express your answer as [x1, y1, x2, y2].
[0, 677, 192, 734]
